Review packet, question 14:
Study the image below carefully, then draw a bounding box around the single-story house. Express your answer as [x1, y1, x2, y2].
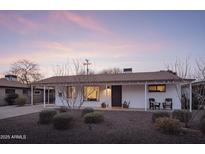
[0, 75, 30, 106]
[0, 75, 53, 106]
[32, 70, 194, 111]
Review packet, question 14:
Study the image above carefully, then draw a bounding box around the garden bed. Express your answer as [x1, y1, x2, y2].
[0, 110, 204, 144]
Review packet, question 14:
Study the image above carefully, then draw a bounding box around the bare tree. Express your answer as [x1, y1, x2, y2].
[9, 59, 43, 84]
[56, 59, 95, 109]
[166, 57, 205, 127]
[52, 59, 70, 76]
[100, 67, 122, 74]
[165, 57, 192, 79]
[195, 58, 205, 80]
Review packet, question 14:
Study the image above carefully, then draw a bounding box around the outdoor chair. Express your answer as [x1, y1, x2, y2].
[149, 98, 161, 110]
[149, 98, 155, 110]
[163, 98, 173, 110]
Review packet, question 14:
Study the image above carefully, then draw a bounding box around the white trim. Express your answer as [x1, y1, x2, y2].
[189, 83, 192, 112]
[31, 85, 33, 105]
[43, 85, 46, 108]
[144, 82, 147, 111]
[48, 88, 50, 104]
[32, 81, 184, 87]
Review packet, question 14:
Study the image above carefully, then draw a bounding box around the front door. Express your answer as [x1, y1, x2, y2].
[111, 85, 122, 107]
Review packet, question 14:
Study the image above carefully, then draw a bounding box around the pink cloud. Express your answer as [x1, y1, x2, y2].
[0, 13, 39, 34]
[50, 11, 111, 34]
[0, 38, 170, 77]
[0, 11, 111, 35]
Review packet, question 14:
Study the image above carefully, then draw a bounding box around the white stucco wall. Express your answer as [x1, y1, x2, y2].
[55, 85, 111, 108]
[0, 88, 30, 106]
[147, 84, 181, 109]
[54, 83, 182, 110]
[122, 85, 145, 109]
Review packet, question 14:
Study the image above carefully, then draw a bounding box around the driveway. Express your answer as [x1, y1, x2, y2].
[0, 105, 44, 120]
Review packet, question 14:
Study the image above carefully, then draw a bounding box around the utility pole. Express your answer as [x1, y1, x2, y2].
[83, 59, 91, 75]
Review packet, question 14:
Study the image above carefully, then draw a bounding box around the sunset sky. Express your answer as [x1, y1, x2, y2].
[0, 11, 205, 77]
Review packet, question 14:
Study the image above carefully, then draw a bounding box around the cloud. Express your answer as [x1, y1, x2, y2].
[0, 12, 39, 34]
[51, 11, 110, 34]
[0, 11, 111, 35]
[0, 37, 168, 65]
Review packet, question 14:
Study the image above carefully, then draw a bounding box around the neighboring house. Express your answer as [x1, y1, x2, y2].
[33, 70, 194, 110]
[0, 75, 52, 106]
[0, 75, 30, 106]
[182, 80, 205, 109]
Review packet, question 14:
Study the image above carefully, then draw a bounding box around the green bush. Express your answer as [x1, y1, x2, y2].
[15, 97, 27, 106]
[39, 109, 57, 124]
[53, 113, 74, 130]
[59, 106, 68, 113]
[172, 110, 192, 123]
[84, 112, 104, 124]
[200, 119, 205, 134]
[152, 112, 170, 122]
[81, 107, 94, 116]
[155, 117, 181, 135]
[5, 93, 18, 105]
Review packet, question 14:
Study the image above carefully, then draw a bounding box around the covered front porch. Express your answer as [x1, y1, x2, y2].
[31, 81, 193, 112]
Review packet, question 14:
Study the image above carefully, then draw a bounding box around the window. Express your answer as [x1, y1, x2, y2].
[84, 86, 100, 101]
[148, 85, 166, 92]
[23, 89, 28, 95]
[5, 89, 15, 94]
[34, 90, 41, 95]
[67, 86, 76, 98]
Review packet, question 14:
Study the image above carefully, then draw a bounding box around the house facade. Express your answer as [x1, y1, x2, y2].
[0, 75, 30, 106]
[0, 75, 50, 106]
[33, 70, 194, 111]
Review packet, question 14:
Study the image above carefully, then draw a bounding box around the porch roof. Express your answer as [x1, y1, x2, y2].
[33, 71, 194, 86]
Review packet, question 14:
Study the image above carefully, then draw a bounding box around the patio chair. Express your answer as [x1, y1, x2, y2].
[149, 98, 155, 110]
[149, 98, 161, 110]
[163, 98, 173, 110]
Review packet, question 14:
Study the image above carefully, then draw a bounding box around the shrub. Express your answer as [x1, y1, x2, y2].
[59, 106, 68, 113]
[53, 113, 73, 130]
[5, 93, 18, 105]
[155, 117, 181, 135]
[200, 119, 205, 134]
[172, 110, 192, 123]
[39, 109, 57, 124]
[152, 112, 170, 122]
[81, 107, 94, 116]
[84, 112, 104, 124]
[15, 97, 27, 106]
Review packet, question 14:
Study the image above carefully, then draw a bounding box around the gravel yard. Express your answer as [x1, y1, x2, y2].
[0, 110, 205, 144]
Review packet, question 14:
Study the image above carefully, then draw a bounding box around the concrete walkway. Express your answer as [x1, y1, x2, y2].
[0, 104, 44, 120]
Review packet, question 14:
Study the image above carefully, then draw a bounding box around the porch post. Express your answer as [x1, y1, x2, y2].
[189, 83, 192, 112]
[31, 85, 33, 105]
[105, 84, 107, 97]
[48, 87, 50, 104]
[105, 83, 109, 108]
[43, 85, 46, 108]
[144, 82, 147, 111]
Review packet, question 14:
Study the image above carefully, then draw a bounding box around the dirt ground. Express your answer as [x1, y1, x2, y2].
[0, 110, 205, 144]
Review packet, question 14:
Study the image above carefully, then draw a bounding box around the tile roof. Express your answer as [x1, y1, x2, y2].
[0, 78, 29, 88]
[33, 71, 194, 85]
